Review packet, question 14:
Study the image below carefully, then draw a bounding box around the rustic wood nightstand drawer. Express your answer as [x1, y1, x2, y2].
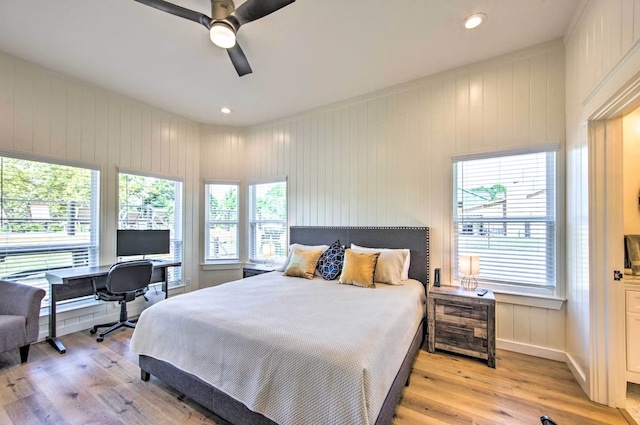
[435, 300, 488, 322]
[435, 322, 488, 355]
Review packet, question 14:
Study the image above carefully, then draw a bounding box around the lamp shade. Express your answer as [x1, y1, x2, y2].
[262, 243, 275, 258]
[460, 255, 480, 276]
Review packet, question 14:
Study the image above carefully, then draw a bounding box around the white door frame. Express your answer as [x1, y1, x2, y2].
[589, 73, 640, 407]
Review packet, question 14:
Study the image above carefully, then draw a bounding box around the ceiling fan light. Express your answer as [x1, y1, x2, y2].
[464, 13, 487, 30]
[210, 22, 236, 48]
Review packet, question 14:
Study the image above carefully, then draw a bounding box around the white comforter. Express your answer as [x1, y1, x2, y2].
[130, 272, 426, 425]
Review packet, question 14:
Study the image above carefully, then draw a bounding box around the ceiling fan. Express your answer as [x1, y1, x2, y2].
[133, 0, 295, 76]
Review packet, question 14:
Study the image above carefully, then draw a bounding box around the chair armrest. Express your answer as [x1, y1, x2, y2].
[0, 280, 45, 342]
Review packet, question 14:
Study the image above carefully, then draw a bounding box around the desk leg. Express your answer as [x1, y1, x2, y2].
[163, 265, 169, 299]
[47, 284, 66, 354]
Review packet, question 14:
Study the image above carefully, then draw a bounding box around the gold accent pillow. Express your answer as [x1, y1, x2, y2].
[283, 248, 324, 279]
[338, 249, 380, 288]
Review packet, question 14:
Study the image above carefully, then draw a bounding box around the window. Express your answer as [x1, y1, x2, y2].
[205, 182, 239, 261]
[453, 150, 556, 293]
[248, 180, 287, 263]
[0, 156, 99, 306]
[119, 172, 182, 287]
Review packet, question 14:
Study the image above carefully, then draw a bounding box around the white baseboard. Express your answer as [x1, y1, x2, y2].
[497, 340, 589, 397]
[565, 351, 589, 396]
[496, 339, 566, 362]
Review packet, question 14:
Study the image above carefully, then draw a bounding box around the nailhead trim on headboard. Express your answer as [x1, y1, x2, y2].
[289, 226, 430, 287]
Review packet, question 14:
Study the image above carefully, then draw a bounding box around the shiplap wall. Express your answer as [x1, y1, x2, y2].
[199, 125, 245, 287]
[564, 0, 640, 402]
[228, 39, 566, 357]
[0, 50, 201, 338]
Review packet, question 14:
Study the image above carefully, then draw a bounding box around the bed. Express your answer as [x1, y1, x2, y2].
[131, 226, 430, 425]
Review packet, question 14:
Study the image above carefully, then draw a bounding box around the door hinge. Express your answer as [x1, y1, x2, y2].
[614, 270, 623, 281]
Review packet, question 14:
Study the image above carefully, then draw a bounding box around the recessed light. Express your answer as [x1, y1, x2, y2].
[221, 107, 231, 114]
[464, 13, 487, 30]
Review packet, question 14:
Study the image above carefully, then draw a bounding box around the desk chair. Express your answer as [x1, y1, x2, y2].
[90, 260, 153, 342]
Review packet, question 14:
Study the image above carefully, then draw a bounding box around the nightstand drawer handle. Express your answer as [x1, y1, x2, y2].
[446, 325, 470, 334]
[449, 303, 473, 309]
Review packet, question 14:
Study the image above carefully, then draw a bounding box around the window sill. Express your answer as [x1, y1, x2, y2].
[201, 261, 242, 271]
[38, 283, 185, 317]
[39, 296, 100, 318]
[492, 291, 565, 310]
[456, 279, 565, 310]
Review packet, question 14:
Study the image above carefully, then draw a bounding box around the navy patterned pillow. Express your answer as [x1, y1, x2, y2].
[317, 240, 345, 280]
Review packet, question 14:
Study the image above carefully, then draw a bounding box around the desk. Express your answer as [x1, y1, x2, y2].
[45, 259, 181, 354]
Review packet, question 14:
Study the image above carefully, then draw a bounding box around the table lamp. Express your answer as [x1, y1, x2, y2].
[263, 243, 275, 267]
[460, 255, 480, 290]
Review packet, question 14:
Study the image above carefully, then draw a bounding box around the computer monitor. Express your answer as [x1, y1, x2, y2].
[116, 229, 170, 257]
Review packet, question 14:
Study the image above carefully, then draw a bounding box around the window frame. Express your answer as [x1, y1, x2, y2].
[117, 169, 183, 288]
[204, 180, 240, 263]
[452, 146, 562, 299]
[0, 152, 100, 307]
[247, 178, 288, 264]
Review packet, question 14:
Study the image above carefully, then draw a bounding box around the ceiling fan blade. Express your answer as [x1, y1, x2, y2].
[232, 0, 295, 27]
[227, 43, 252, 76]
[134, 0, 212, 30]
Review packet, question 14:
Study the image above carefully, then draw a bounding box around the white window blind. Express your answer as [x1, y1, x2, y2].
[248, 181, 287, 262]
[118, 173, 182, 287]
[205, 182, 239, 261]
[453, 150, 556, 290]
[0, 156, 100, 306]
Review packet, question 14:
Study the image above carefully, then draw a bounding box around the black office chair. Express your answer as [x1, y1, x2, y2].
[540, 416, 557, 425]
[90, 260, 153, 342]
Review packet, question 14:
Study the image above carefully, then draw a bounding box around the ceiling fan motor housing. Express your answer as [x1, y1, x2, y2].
[212, 0, 235, 20]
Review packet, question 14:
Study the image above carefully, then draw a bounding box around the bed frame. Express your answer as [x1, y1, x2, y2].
[139, 226, 430, 425]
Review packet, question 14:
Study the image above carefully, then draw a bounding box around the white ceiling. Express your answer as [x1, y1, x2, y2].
[0, 0, 581, 127]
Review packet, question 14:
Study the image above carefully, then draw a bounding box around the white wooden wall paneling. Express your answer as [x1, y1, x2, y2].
[200, 40, 566, 357]
[563, 0, 640, 401]
[0, 51, 201, 339]
[34, 71, 52, 155]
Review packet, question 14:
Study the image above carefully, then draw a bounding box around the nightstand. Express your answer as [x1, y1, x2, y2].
[427, 285, 496, 368]
[242, 264, 277, 278]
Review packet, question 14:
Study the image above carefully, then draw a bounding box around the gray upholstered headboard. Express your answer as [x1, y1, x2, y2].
[289, 226, 430, 286]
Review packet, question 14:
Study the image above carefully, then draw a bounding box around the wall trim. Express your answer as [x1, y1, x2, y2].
[496, 339, 566, 362]
[583, 38, 640, 110]
[566, 351, 589, 398]
[495, 293, 565, 310]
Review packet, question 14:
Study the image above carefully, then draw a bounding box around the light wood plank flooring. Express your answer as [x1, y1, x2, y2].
[0, 328, 633, 425]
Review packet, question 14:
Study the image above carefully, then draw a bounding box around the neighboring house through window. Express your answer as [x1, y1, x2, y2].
[0, 155, 100, 306]
[453, 148, 557, 295]
[118, 172, 183, 287]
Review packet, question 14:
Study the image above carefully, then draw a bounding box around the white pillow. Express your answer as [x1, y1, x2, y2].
[350, 244, 410, 282]
[278, 243, 330, 272]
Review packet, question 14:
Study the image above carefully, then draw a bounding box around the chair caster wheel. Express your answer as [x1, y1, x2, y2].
[89, 329, 97, 335]
[96, 337, 104, 343]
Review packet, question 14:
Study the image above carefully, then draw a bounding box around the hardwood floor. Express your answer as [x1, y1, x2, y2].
[0, 328, 632, 425]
